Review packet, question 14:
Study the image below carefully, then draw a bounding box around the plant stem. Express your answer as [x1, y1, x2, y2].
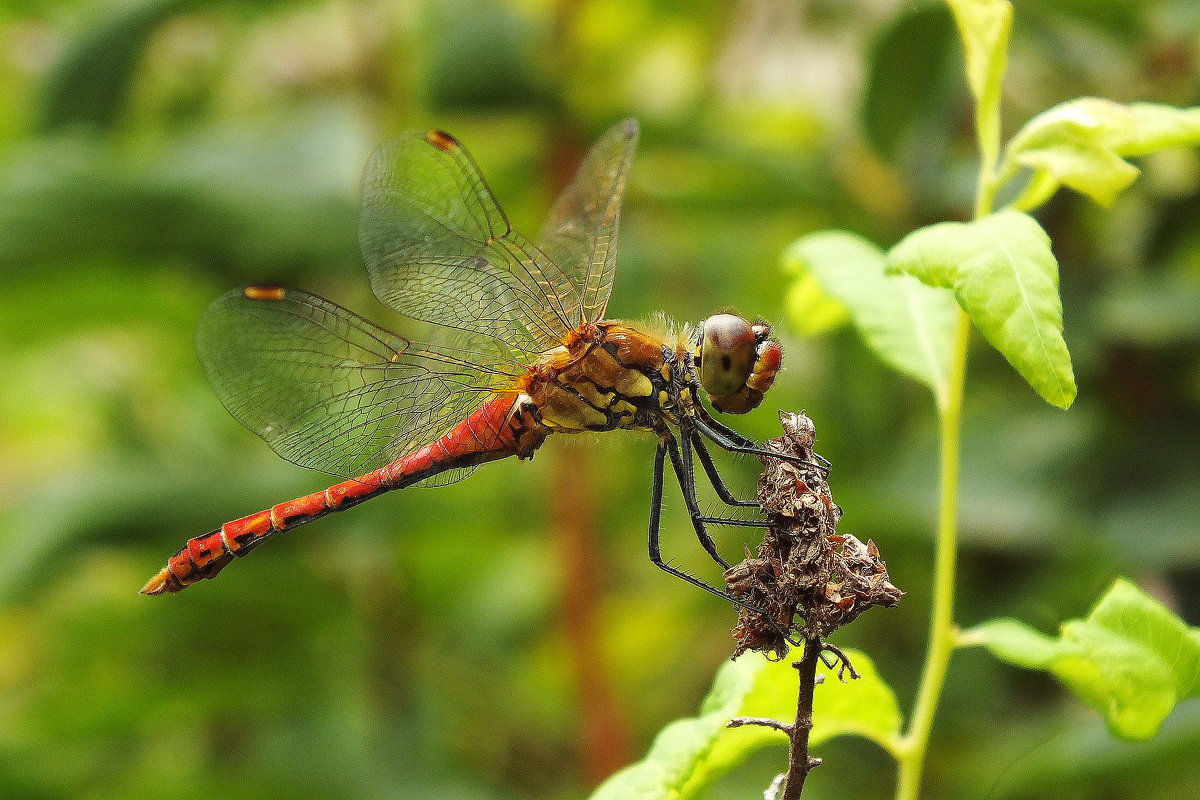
[893, 307, 971, 800]
[726, 636, 826, 799]
[781, 637, 824, 800]
[974, 173, 999, 221]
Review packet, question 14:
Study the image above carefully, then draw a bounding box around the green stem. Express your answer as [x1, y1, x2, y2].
[974, 166, 999, 220]
[893, 307, 971, 800]
[890, 4, 1015, 796]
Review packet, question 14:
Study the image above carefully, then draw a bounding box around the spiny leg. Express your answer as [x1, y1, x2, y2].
[693, 415, 830, 476]
[695, 408, 757, 448]
[668, 434, 731, 569]
[692, 415, 791, 461]
[688, 430, 772, 527]
[695, 407, 832, 474]
[647, 439, 735, 599]
[690, 431, 759, 508]
[648, 438, 764, 603]
[647, 438, 800, 647]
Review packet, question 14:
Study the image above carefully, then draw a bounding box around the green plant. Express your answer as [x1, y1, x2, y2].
[588, 1, 1200, 797]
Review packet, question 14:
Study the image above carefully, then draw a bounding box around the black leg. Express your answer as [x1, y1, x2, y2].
[689, 431, 772, 527]
[693, 415, 792, 461]
[695, 407, 758, 448]
[647, 438, 741, 601]
[647, 437, 800, 647]
[669, 435, 731, 569]
[699, 407, 833, 473]
[691, 432, 759, 507]
[693, 415, 830, 476]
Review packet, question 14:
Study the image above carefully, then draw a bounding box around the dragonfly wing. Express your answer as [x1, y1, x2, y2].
[537, 118, 639, 323]
[360, 130, 584, 357]
[197, 287, 515, 478]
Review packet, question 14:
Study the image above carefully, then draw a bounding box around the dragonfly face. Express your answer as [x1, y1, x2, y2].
[143, 118, 798, 606]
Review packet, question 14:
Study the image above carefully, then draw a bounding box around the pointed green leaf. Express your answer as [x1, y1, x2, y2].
[1002, 98, 1200, 208]
[1010, 125, 1140, 207]
[589, 648, 900, 800]
[967, 579, 1200, 741]
[885, 211, 1076, 408]
[784, 232, 956, 404]
[946, 0, 1012, 105]
[946, 0, 1013, 167]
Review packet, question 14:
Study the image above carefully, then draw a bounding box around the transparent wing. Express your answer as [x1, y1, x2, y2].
[537, 118, 639, 323]
[360, 130, 585, 358]
[197, 287, 518, 479]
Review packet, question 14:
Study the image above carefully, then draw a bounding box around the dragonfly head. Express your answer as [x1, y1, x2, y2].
[694, 314, 782, 414]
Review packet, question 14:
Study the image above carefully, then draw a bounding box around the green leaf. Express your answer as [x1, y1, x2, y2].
[966, 579, 1200, 741]
[946, 0, 1012, 104]
[589, 648, 900, 800]
[885, 211, 1077, 408]
[784, 232, 956, 404]
[1002, 98, 1200, 208]
[946, 0, 1013, 168]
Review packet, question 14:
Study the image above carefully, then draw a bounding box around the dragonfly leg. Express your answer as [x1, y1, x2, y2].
[648, 440, 766, 597]
[695, 406, 833, 473]
[668, 434, 733, 569]
[648, 438, 801, 648]
[647, 441, 728, 593]
[687, 432, 770, 527]
[690, 432, 759, 507]
[694, 408, 757, 448]
[693, 415, 830, 476]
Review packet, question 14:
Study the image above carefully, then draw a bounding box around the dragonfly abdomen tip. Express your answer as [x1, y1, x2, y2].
[139, 568, 178, 595]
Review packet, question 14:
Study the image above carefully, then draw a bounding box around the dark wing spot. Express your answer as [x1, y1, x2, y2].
[425, 130, 459, 151]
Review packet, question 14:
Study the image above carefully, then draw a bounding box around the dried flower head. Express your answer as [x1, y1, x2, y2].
[726, 412, 903, 658]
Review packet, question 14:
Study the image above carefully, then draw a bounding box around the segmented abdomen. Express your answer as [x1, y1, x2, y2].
[141, 397, 546, 594]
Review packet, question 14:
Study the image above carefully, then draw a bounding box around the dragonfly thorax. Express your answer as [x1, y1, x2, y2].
[522, 321, 690, 434]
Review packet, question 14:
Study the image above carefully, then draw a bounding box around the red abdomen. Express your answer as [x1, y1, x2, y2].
[142, 397, 547, 594]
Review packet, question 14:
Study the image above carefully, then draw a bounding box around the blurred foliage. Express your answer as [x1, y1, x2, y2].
[0, 1, 1197, 799]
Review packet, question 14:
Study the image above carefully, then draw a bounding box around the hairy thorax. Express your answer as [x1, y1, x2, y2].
[522, 321, 689, 434]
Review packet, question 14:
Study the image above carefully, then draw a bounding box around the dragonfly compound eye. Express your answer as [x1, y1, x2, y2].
[699, 314, 756, 404]
[698, 314, 781, 414]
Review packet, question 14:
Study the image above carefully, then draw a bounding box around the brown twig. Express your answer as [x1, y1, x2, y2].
[783, 635, 825, 799]
[727, 635, 828, 798]
[821, 642, 860, 682]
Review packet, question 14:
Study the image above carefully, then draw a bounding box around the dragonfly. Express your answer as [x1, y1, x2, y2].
[141, 119, 795, 605]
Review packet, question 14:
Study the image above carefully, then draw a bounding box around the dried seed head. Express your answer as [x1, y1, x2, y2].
[725, 412, 903, 657]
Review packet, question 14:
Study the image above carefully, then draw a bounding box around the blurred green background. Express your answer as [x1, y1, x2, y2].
[1, 0, 1198, 798]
